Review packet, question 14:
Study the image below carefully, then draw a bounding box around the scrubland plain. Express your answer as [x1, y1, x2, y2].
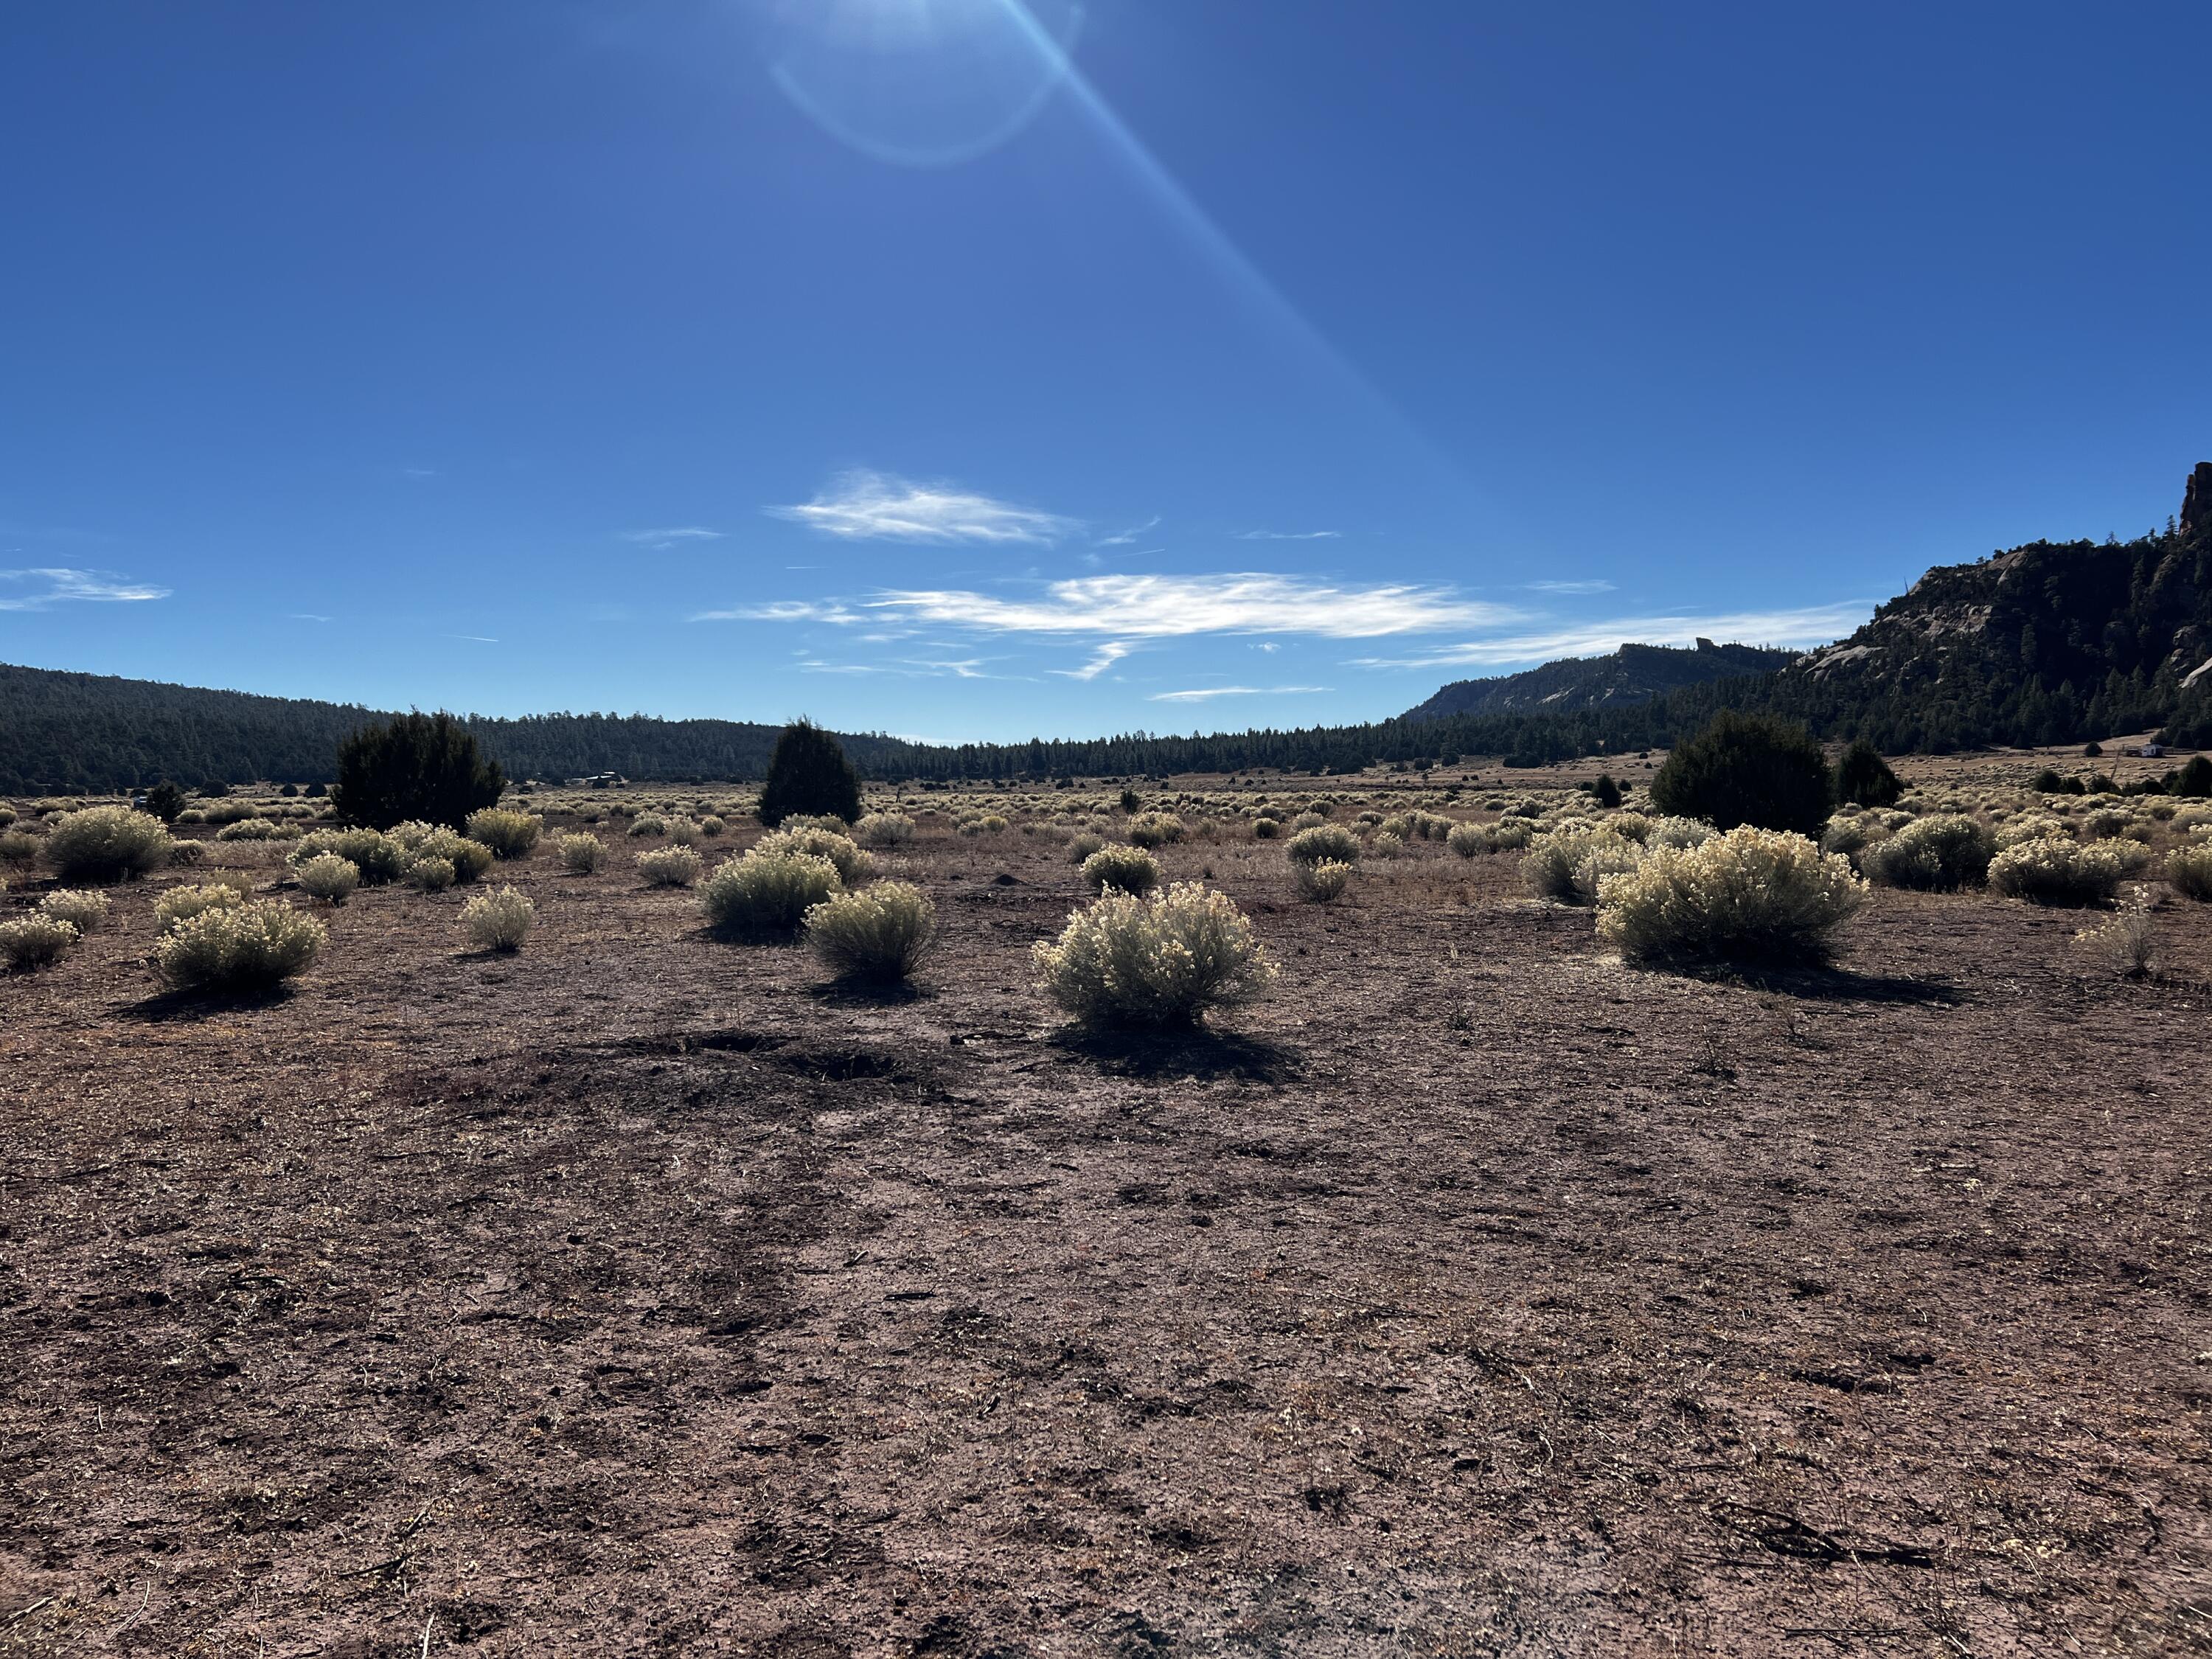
[4, 749, 2208, 1655]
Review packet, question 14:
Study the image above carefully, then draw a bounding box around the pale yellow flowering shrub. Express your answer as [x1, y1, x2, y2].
[2166, 842, 2212, 902]
[1522, 824, 1636, 903]
[156, 900, 325, 991]
[753, 826, 870, 883]
[1989, 838, 2138, 905]
[1293, 858, 1353, 902]
[38, 889, 111, 934]
[1068, 831, 1107, 863]
[555, 832, 606, 873]
[701, 849, 843, 939]
[1570, 838, 1646, 903]
[1286, 824, 1360, 869]
[1126, 811, 1186, 849]
[45, 805, 173, 881]
[1033, 882, 1277, 1029]
[295, 853, 360, 905]
[0, 914, 79, 970]
[1860, 814, 1993, 890]
[465, 808, 542, 860]
[855, 811, 915, 849]
[154, 881, 249, 934]
[636, 845, 704, 887]
[803, 881, 935, 983]
[292, 827, 411, 884]
[461, 885, 535, 951]
[1082, 844, 1161, 895]
[1596, 827, 1863, 964]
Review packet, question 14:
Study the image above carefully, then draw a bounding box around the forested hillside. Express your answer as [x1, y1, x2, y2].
[1405, 639, 1799, 720]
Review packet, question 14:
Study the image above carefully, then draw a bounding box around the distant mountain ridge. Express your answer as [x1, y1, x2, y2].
[1404, 639, 1800, 721]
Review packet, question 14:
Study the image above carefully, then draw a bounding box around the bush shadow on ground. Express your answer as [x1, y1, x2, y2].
[1050, 1024, 1298, 1084]
[119, 984, 302, 1023]
[1666, 959, 1966, 1006]
[806, 978, 931, 1009]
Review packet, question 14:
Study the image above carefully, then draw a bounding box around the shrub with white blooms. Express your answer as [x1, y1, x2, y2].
[1596, 826, 1864, 965]
[1033, 882, 1277, 1029]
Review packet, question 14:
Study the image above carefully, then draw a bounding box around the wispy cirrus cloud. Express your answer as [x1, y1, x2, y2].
[1352, 603, 1869, 669]
[769, 470, 1076, 547]
[621, 526, 724, 549]
[1149, 684, 1330, 703]
[1054, 640, 1137, 681]
[1233, 528, 1340, 540]
[702, 574, 1519, 639]
[1525, 579, 1615, 595]
[0, 568, 169, 611]
[1094, 515, 1160, 547]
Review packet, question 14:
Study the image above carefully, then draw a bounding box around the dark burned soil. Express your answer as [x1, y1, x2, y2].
[4, 821, 2211, 1655]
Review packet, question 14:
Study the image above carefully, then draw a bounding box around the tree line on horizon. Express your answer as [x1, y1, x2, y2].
[4, 509, 2208, 793]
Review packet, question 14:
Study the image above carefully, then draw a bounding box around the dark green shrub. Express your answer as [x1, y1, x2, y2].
[141, 781, 187, 824]
[756, 720, 861, 827]
[2031, 768, 2064, 793]
[1831, 740, 1902, 807]
[1118, 786, 1141, 815]
[332, 712, 504, 831]
[1649, 712, 1832, 837]
[2172, 754, 2212, 798]
[1586, 773, 1622, 808]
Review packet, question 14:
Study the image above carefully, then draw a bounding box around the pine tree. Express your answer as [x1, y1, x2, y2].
[756, 720, 862, 826]
[333, 712, 505, 830]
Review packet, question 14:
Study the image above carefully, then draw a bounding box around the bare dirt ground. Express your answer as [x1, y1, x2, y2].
[5, 771, 2211, 1656]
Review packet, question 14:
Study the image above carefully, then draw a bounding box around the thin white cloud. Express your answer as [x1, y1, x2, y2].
[1149, 685, 1331, 703]
[1094, 515, 1161, 547]
[708, 574, 1518, 639]
[1352, 603, 1870, 669]
[1526, 579, 1615, 595]
[1234, 529, 1340, 540]
[622, 526, 724, 550]
[0, 568, 168, 611]
[1054, 640, 1137, 681]
[448, 634, 501, 644]
[768, 470, 1076, 547]
[290, 613, 333, 623]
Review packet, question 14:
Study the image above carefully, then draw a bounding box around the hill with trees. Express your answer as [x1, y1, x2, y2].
[1404, 639, 1800, 720]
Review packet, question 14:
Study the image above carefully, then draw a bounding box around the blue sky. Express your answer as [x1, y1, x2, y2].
[3, 2, 2206, 742]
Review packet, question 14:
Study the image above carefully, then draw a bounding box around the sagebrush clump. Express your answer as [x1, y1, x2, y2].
[465, 808, 542, 860]
[1522, 824, 1635, 903]
[291, 827, 411, 885]
[855, 811, 916, 849]
[1860, 814, 1994, 891]
[44, 805, 173, 882]
[754, 825, 870, 884]
[155, 900, 326, 992]
[701, 849, 843, 939]
[636, 845, 704, 887]
[154, 881, 248, 934]
[1293, 858, 1353, 902]
[1033, 882, 1276, 1029]
[1286, 824, 1360, 869]
[38, 889, 111, 934]
[461, 886, 535, 951]
[1596, 827, 1863, 964]
[555, 832, 606, 873]
[803, 881, 936, 983]
[0, 914, 79, 971]
[295, 853, 361, 905]
[1082, 844, 1161, 896]
[1989, 838, 2136, 906]
[2166, 842, 2212, 902]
